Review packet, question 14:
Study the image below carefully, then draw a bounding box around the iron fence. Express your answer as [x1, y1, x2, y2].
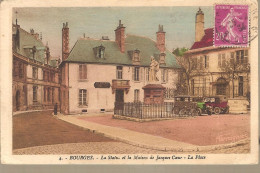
[114, 102, 195, 119]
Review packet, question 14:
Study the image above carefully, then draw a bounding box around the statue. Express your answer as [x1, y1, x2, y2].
[149, 56, 159, 82]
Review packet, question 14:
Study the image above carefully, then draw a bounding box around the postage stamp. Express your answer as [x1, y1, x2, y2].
[214, 4, 249, 47]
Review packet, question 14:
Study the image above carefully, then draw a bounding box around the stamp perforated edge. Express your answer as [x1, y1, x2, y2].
[213, 3, 250, 48]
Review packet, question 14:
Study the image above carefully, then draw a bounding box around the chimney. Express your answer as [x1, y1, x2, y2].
[46, 45, 50, 65]
[30, 29, 39, 39]
[62, 22, 69, 61]
[115, 20, 125, 53]
[156, 25, 166, 53]
[195, 8, 205, 42]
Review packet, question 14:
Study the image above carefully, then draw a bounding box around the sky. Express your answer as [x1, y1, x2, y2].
[13, 7, 214, 58]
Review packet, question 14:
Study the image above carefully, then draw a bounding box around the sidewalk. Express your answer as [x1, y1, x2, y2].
[57, 114, 249, 152]
[13, 109, 53, 116]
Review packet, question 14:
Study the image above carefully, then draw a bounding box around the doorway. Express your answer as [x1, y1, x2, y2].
[115, 90, 124, 103]
[115, 90, 124, 111]
[239, 76, 243, 96]
[16, 90, 20, 111]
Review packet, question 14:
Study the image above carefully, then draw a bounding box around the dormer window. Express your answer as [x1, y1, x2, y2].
[159, 53, 166, 65]
[94, 45, 105, 59]
[133, 49, 140, 62]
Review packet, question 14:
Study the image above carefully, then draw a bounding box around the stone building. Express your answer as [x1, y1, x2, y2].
[12, 23, 60, 112]
[184, 8, 250, 109]
[59, 21, 179, 114]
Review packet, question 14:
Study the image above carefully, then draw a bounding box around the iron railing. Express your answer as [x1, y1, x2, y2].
[114, 102, 195, 119]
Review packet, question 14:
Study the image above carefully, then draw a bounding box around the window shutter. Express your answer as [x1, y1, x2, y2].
[200, 56, 203, 69]
[166, 70, 168, 82]
[244, 50, 248, 63]
[84, 65, 87, 79]
[132, 67, 135, 81]
[161, 69, 163, 82]
[218, 54, 221, 67]
[140, 67, 143, 81]
[222, 54, 226, 67]
[206, 56, 209, 68]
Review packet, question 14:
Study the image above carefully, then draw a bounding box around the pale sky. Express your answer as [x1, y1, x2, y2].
[13, 7, 214, 58]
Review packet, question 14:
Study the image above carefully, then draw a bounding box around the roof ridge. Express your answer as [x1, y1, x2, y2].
[126, 34, 157, 44]
[78, 37, 116, 43]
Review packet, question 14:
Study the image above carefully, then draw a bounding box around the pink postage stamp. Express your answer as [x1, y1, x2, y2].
[214, 4, 249, 47]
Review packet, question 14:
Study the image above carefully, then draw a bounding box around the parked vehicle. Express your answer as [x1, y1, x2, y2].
[203, 96, 229, 114]
[173, 96, 198, 116]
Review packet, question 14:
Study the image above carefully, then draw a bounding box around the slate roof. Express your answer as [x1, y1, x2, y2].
[12, 25, 57, 67]
[66, 34, 179, 68]
[190, 28, 213, 50]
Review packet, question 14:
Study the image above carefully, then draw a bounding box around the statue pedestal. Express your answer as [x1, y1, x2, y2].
[142, 83, 165, 104]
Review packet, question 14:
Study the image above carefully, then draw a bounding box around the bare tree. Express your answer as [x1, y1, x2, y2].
[175, 55, 201, 95]
[220, 53, 250, 98]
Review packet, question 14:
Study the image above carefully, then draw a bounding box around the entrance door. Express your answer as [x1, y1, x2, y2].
[115, 90, 124, 112]
[16, 90, 20, 111]
[115, 90, 124, 103]
[239, 76, 243, 96]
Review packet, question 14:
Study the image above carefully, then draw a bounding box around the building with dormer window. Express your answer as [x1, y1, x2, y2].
[12, 24, 60, 112]
[184, 8, 250, 113]
[59, 21, 180, 114]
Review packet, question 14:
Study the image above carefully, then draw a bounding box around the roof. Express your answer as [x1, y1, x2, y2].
[66, 34, 179, 68]
[190, 28, 213, 50]
[12, 25, 57, 67]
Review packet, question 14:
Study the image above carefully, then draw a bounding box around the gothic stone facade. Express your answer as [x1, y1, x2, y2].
[12, 24, 60, 112]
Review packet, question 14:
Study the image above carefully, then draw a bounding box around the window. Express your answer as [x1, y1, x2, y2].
[47, 88, 51, 102]
[238, 76, 244, 96]
[236, 50, 248, 64]
[33, 86, 37, 102]
[32, 67, 38, 79]
[44, 87, 46, 102]
[79, 64, 87, 80]
[199, 56, 203, 69]
[18, 62, 23, 78]
[146, 68, 150, 81]
[52, 88, 54, 103]
[191, 57, 197, 70]
[134, 89, 140, 102]
[133, 49, 140, 62]
[46, 71, 50, 82]
[50, 72, 54, 82]
[161, 69, 168, 83]
[98, 48, 104, 58]
[204, 55, 209, 68]
[134, 67, 140, 81]
[216, 78, 227, 95]
[79, 89, 87, 106]
[94, 45, 105, 58]
[218, 53, 226, 67]
[116, 66, 123, 79]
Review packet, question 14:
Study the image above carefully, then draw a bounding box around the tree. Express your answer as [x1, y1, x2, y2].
[220, 51, 250, 98]
[173, 48, 200, 95]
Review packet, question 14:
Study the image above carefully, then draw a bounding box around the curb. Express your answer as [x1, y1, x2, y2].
[56, 115, 250, 153]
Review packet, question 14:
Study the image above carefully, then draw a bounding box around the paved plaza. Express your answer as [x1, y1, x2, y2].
[13, 111, 250, 154]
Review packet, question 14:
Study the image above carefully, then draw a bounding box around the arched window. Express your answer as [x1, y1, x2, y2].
[216, 78, 227, 95]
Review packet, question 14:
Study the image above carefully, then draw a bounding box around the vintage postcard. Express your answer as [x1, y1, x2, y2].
[0, 0, 258, 164]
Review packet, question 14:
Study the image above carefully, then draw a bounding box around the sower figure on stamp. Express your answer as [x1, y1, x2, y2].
[221, 8, 243, 43]
[149, 56, 159, 82]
